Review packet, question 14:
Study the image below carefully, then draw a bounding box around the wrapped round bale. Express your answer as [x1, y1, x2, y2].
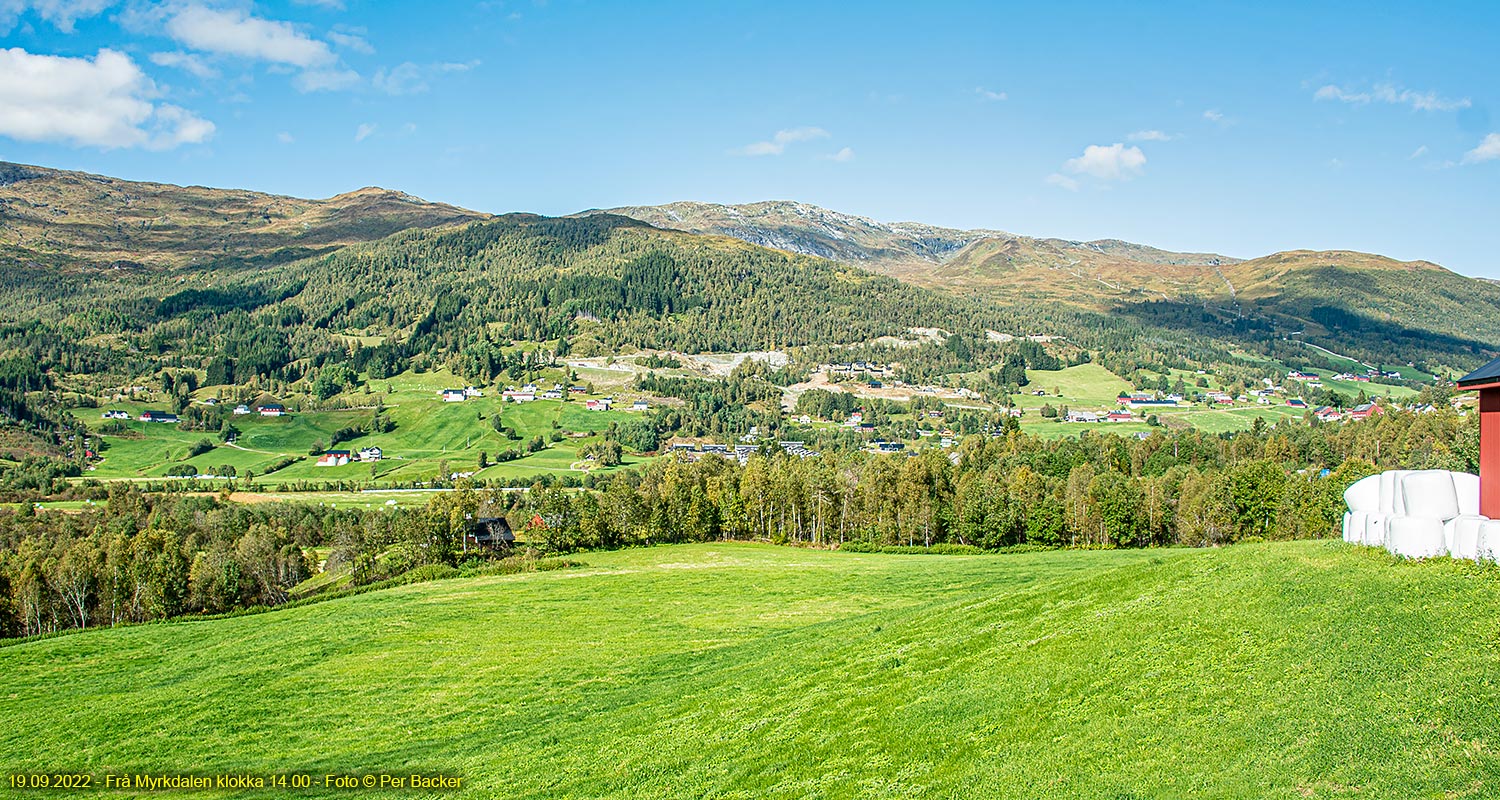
[1343, 474, 1381, 544]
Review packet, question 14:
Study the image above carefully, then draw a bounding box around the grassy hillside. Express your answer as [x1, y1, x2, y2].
[0, 160, 487, 273]
[4, 541, 1497, 798]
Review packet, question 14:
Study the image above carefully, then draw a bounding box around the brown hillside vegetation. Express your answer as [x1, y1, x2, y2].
[0, 161, 489, 272]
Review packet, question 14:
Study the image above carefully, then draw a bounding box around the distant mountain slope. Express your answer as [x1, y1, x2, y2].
[592, 200, 1500, 367]
[587, 200, 1239, 284]
[0, 161, 489, 271]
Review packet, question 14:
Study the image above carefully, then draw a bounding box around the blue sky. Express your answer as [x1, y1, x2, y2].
[1, 1, 1497, 275]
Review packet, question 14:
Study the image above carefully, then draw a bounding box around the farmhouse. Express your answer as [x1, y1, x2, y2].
[1105, 410, 1135, 423]
[465, 517, 514, 550]
[464, 386, 484, 398]
[585, 398, 613, 411]
[232, 404, 252, 415]
[1286, 398, 1308, 408]
[1287, 371, 1320, 380]
[258, 403, 286, 417]
[632, 400, 649, 411]
[1314, 406, 1343, 422]
[504, 390, 536, 403]
[1349, 403, 1383, 421]
[139, 410, 178, 423]
[100, 410, 130, 420]
[1066, 411, 1099, 423]
[568, 386, 587, 394]
[441, 389, 466, 402]
[542, 390, 564, 399]
[316, 450, 351, 467]
[357, 446, 383, 462]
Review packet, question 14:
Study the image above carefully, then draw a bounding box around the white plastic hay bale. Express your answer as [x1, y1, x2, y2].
[1344, 474, 1381, 513]
[1447, 516, 1486, 560]
[1342, 512, 1365, 543]
[1378, 471, 1398, 514]
[1363, 513, 1390, 547]
[1387, 516, 1446, 558]
[1478, 520, 1500, 563]
[1452, 471, 1481, 517]
[1343, 474, 1383, 545]
[1399, 470, 1460, 521]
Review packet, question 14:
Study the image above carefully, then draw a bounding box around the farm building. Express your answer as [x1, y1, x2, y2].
[139, 410, 178, 423]
[1066, 411, 1100, 423]
[258, 403, 286, 417]
[1105, 410, 1135, 423]
[1349, 403, 1383, 421]
[441, 389, 466, 402]
[1286, 398, 1308, 408]
[465, 517, 515, 550]
[316, 450, 351, 467]
[586, 399, 613, 411]
[232, 404, 252, 415]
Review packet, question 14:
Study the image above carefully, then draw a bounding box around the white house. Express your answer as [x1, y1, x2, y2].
[357, 446, 383, 462]
[441, 389, 466, 402]
[632, 400, 649, 411]
[232, 404, 252, 415]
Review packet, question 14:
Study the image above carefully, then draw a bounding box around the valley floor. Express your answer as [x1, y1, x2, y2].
[2, 541, 1497, 798]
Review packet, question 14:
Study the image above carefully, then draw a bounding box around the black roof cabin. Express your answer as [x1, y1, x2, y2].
[466, 516, 515, 549]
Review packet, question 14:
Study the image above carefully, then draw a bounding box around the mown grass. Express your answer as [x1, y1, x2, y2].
[2, 541, 1497, 798]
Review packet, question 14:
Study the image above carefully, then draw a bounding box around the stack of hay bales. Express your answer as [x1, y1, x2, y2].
[1343, 470, 1495, 561]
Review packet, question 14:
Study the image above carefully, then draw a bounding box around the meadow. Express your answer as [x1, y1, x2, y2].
[3, 541, 1497, 798]
[84, 368, 649, 484]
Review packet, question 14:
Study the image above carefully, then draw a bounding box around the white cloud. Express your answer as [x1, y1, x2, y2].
[1463, 133, 1500, 164]
[1127, 129, 1172, 142]
[276, 131, 294, 144]
[975, 87, 1006, 101]
[1063, 142, 1146, 181]
[1409, 145, 1428, 160]
[0, 47, 213, 149]
[0, 0, 114, 33]
[733, 126, 829, 156]
[327, 30, 373, 54]
[1314, 81, 1470, 112]
[1202, 109, 1224, 122]
[1045, 173, 1079, 191]
[166, 5, 334, 68]
[149, 51, 217, 79]
[354, 122, 376, 142]
[293, 0, 344, 8]
[823, 147, 855, 162]
[294, 67, 359, 92]
[372, 60, 476, 95]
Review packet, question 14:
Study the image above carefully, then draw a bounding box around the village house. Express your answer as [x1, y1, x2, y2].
[465, 516, 515, 550]
[258, 403, 286, 417]
[316, 449, 352, 467]
[139, 410, 178, 423]
[1314, 406, 1343, 422]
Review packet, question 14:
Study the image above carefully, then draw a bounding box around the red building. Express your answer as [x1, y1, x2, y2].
[1459, 358, 1500, 516]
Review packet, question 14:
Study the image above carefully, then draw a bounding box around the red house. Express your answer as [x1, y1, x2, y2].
[1459, 357, 1500, 516]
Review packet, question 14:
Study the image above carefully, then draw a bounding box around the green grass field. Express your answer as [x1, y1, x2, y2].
[84, 369, 650, 484]
[4, 541, 1498, 798]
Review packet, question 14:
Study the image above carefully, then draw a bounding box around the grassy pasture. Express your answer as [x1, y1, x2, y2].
[3, 541, 1498, 798]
